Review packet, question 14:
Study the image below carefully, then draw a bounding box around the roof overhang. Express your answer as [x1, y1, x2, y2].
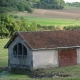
[4, 32, 18, 48]
[4, 32, 32, 50]
[31, 46, 80, 51]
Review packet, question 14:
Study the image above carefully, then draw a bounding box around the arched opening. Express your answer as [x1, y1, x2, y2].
[13, 44, 17, 56]
[13, 43, 27, 57]
[18, 43, 22, 55]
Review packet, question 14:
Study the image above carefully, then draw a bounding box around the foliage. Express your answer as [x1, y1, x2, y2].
[0, 7, 18, 13]
[66, 2, 80, 7]
[0, 14, 38, 38]
[33, 0, 65, 9]
[0, 14, 20, 38]
[63, 25, 80, 30]
[35, 23, 80, 31]
[0, 0, 65, 14]
[0, 0, 33, 13]
[37, 24, 60, 30]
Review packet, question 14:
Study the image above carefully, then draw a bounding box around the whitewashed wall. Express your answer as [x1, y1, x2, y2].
[8, 36, 32, 69]
[32, 49, 59, 70]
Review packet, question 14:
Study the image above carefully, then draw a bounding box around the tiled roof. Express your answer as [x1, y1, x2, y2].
[5, 30, 80, 50]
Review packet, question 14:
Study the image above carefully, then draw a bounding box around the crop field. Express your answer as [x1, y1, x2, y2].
[11, 9, 80, 26]
[1, 39, 80, 80]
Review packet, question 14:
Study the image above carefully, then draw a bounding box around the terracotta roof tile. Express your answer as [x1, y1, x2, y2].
[17, 30, 80, 49]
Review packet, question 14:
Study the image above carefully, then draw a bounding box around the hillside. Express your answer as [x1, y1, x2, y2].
[16, 9, 80, 19]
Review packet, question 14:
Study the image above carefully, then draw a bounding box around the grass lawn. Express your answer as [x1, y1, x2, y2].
[1, 39, 80, 80]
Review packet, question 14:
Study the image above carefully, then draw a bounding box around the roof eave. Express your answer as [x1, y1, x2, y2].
[4, 32, 33, 50]
[4, 32, 18, 49]
[31, 46, 80, 51]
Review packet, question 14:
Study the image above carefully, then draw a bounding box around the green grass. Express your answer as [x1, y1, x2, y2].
[1, 39, 80, 80]
[0, 71, 29, 79]
[0, 39, 8, 67]
[25, 16, 80, 26]
[17, 16, 80, 26]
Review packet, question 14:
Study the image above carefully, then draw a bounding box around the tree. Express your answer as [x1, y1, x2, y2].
[0, 14, 20, 38]
[0, 20, 9, 38]
[33, 0, 65, 9]
[0, 0, 6, 6]
[17, 3, 25, 11]
[30, 21, 37, 31]
[0, 0, 33, 13]
[17, 17, 37, 31]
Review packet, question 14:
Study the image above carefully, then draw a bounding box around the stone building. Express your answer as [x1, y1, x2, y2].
[4, 30, 80, 70]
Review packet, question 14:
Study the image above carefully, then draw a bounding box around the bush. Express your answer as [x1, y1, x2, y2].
[63, 25, 80, 30]
[37, 24, 60, 30]
[14, 15, 19, 18]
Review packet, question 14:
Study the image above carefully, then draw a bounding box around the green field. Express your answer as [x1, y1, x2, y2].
[10, 8, 80, 26]
[1, 39, 80, 80]
[21, 16, 80, 26]
[14, 16, 80, 26]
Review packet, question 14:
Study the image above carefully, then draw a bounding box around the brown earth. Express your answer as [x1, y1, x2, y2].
[17, 9, 80, 19]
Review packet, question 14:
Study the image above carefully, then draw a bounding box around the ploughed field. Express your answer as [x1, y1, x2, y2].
[17, 9, 80, 19]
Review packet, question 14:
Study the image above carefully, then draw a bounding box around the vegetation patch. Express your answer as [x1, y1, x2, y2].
[25, 69, 70, 78]
[0, 39, 8, 68]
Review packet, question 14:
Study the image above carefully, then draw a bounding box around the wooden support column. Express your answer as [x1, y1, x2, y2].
[17, 43, 18, 57]
[22, 44, 23, 58]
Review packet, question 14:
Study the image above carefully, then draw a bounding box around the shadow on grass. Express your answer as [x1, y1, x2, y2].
[0, 67, 71, 78]
[0, 67, 8, 72]
[9, 68, 70, 78]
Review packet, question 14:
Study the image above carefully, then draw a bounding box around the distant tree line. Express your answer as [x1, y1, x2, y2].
[0, 0, 65, 14]
[30, 0, 65, 9]
[66, 2, 80, 7]
[0, 0, 33, 13]
[63, 25, 80, 30]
